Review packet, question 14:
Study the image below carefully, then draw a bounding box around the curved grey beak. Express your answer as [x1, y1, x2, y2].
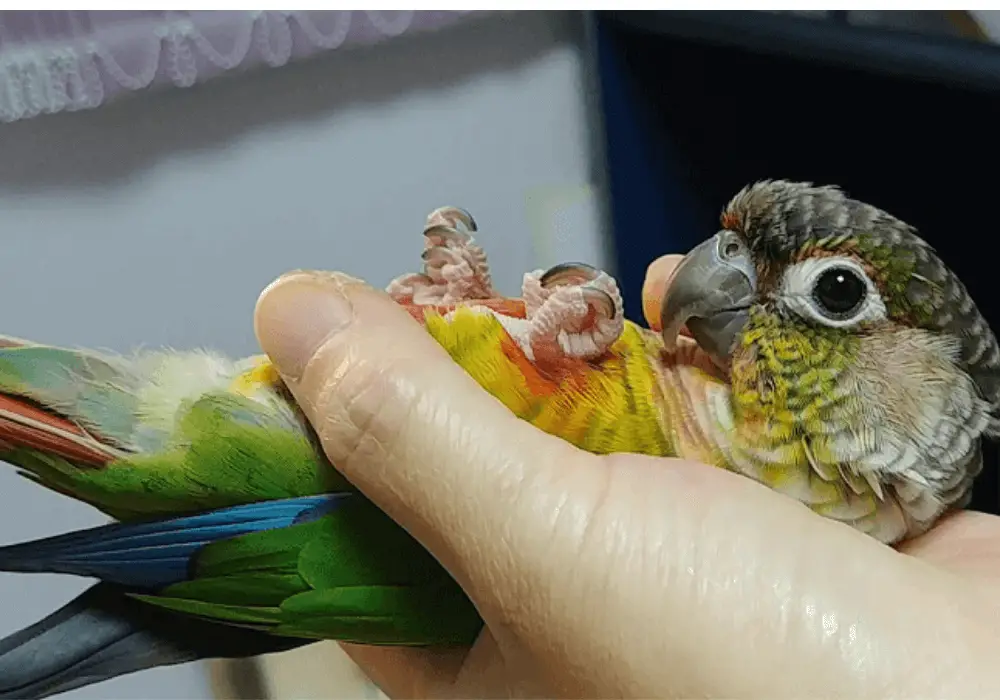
[660, 230, 757, 369]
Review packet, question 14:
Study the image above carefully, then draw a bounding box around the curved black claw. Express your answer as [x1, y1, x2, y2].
[421, 247, 460, 272]
[423, 224, 471, 246]
[540, 262, 602, 288]
[539, 263, 617, 320]
[423, 206, 478, 237]
[581, 289, 617, 321]
[449, 206, 478, 232]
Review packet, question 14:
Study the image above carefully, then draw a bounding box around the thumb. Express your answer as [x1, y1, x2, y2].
[252, 270, 604, 611]
[641, 254, 684, 331]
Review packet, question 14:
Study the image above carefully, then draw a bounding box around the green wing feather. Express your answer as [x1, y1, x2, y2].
[0, 341, 349, 519]
[0, 338, 483, 646]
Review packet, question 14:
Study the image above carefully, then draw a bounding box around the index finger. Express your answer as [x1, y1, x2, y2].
[641, 254, 685, 331]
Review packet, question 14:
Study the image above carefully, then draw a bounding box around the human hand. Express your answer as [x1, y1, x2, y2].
[253, 260, 1000, 698]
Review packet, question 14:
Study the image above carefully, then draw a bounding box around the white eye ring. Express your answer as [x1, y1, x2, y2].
[780, 256, 887, 328]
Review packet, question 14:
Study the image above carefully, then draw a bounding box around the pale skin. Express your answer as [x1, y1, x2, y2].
[253, 255, 1000, 698]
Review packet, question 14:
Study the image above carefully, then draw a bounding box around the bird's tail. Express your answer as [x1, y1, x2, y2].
[0, 582, 306, 699]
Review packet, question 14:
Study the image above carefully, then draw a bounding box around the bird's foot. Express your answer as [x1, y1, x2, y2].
[385, 209, 623, 364]
[386, 206, 498, 306]
[520, 263, 624, 363]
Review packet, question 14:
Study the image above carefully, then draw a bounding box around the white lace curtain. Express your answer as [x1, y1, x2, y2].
[0, 11, 481, 123]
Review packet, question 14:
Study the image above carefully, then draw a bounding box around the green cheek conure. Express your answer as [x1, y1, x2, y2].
[0, 180, 993, 698]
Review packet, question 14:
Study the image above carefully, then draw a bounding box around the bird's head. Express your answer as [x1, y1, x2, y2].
[661, 182, 1000, 535]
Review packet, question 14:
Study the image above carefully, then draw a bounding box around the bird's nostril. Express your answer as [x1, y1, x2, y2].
[718, 231, 744, 260]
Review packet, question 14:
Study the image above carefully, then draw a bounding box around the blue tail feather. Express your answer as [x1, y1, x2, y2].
[0, 495, 348, 589]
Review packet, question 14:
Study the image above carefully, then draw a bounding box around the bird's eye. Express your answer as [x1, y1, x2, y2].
[779, 256, 885, 329]
[812, 266, 867, 319]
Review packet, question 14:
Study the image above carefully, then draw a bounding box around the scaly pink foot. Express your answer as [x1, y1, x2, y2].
[386, 207, 624, 367]
[386, 206, 497, 305]
[516, 262, 624, 365]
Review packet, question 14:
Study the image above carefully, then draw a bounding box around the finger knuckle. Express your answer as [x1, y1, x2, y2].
[309, 349, 422, 469]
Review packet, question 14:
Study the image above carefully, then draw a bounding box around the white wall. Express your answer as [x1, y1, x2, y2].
[0, 11, 604, 699]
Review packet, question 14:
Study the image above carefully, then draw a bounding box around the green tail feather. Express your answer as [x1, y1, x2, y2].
[132, 501, 482, 645]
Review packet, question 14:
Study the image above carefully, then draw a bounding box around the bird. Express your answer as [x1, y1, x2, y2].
[0, 180, 991, 698]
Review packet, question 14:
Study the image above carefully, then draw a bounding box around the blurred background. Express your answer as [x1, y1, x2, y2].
[0, 10, 998, 698]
